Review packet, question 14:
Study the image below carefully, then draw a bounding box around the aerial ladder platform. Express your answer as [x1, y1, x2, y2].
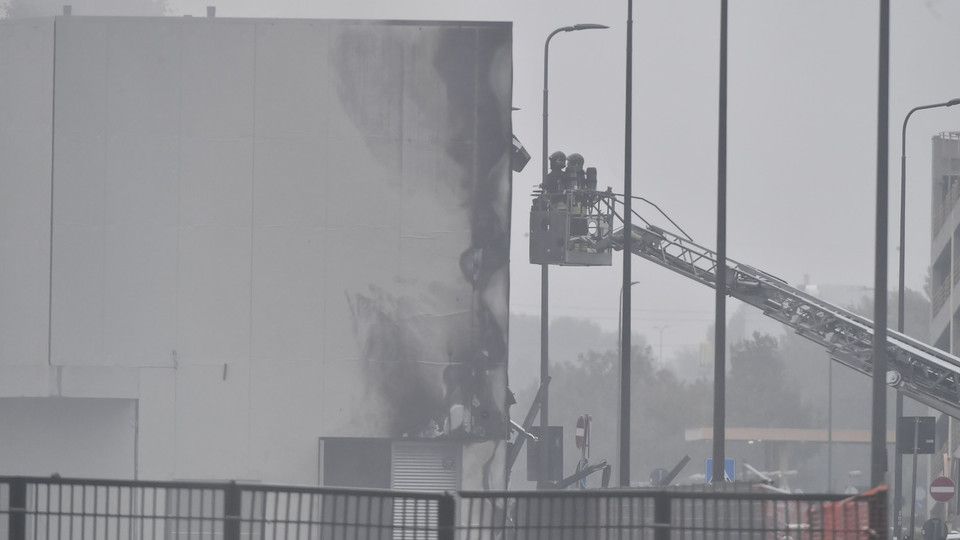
[529, 187, 960, 419]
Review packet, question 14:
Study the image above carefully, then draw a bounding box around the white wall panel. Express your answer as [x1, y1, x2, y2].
[249, 358, 324, 483]
[103, 225, 177, 365]
[104, 19, 180, 137]
[179, 20, 255, 139]
[174, 364, 249, 479]
[252, 137, 325, 227]
[0, 229, 50, 365]
[253, 21, 333, 139]
[138, 368, 176, 479]
[52, 134, 105, 226]
[50, 224, 104, 365]
[176, 225, 251, 364]
[180, 138, 254, 227]
[0, 19, 52, 366]
[104, 135, 178, 227]
[50, 18, 106, 139]
[251, 227, 324, 361]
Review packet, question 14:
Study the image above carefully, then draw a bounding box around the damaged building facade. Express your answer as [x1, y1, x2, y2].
[0, 15, 512, 488]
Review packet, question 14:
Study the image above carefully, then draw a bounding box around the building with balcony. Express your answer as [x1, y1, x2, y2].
[928, 132, 960, 525]
[930, 132, 960, 344]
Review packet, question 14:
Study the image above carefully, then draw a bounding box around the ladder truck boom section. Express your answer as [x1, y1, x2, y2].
[602, 222, 960, 418]
[528, 183, 960, 418]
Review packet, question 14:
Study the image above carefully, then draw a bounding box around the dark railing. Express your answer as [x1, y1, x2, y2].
[457, 487, 887, 539]
[0, 476, 887, 539]
[0, 477, 451, 540]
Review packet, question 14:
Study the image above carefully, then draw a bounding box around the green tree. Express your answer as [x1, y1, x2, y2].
[727, 332, 815, 428]
[512, 331, 712, 488]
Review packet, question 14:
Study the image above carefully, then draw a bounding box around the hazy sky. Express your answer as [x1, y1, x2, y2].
[161, 0, 960, 355]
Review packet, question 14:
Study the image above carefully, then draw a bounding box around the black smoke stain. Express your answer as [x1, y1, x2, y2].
[432, 26, 511, 440]
[348, 287, 446, 438]
[334, 23, 512, 445]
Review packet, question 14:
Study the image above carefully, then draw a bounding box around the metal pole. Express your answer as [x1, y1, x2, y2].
[870, 0, 890, 489]
[224, 481, 241, 540]
[895, 107, 910, 537]
[828, 357, 833, 492]
[618, 282, 640, 360]
[895, 393, 904, 533]
[711, 0, 728, 484]
[540, 28, 560, 490]
[909, 418, 920, 539]
[540, 23, 608, 489]
[620, 0, 634, 488]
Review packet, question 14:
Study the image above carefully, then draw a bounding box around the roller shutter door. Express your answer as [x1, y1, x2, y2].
[390, 441, 460, 539]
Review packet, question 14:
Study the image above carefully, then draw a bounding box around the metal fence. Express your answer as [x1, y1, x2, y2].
[0, 477, 886, 539]
[0, 477, 451, 540]
[457, 487, 887, 539]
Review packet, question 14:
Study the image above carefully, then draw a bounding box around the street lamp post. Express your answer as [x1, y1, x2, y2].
[621, 0, 635, 490]
[893, 97, 960, 537]
[712, 0, 729, 485]
[617, 280, 640, 486]
[540, 22, 608, 490]
[617, 281, 641, 359]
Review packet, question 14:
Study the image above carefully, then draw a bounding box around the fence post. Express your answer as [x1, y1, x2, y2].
[224, 481, 241, 540]
[438, 492, 456, 540]
[8, 478, 26, 540]
[653, 492, 671, 540]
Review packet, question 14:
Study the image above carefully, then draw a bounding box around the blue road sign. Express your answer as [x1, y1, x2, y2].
[705, 458, 735, 483]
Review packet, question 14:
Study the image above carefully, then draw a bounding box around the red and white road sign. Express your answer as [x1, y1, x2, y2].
[930, 476, 956, 502]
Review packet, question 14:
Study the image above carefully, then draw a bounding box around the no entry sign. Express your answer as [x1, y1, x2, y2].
[930, 476, 956, 502]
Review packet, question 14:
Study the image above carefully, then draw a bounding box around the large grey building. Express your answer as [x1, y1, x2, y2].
[0, 15, 512, 488]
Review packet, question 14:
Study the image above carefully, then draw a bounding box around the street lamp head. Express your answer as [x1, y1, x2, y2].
[570, 23, 610, 31]
[947, 98, 960, 107]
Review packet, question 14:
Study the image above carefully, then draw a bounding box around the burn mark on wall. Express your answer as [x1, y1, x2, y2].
[347, 288, 446, 438]
[334, 23, 511, 444]
[434, 26, 511, 441]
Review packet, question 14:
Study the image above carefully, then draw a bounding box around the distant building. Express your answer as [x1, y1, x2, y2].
[930, 132, 960, 350]
[929, 131, 960, 525]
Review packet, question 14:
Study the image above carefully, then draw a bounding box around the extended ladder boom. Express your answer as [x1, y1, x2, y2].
[605, 223, 960, 419]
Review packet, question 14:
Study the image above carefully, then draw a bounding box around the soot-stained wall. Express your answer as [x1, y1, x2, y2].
[337, 23, 512, 442]
[0, 17, 511, 486]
